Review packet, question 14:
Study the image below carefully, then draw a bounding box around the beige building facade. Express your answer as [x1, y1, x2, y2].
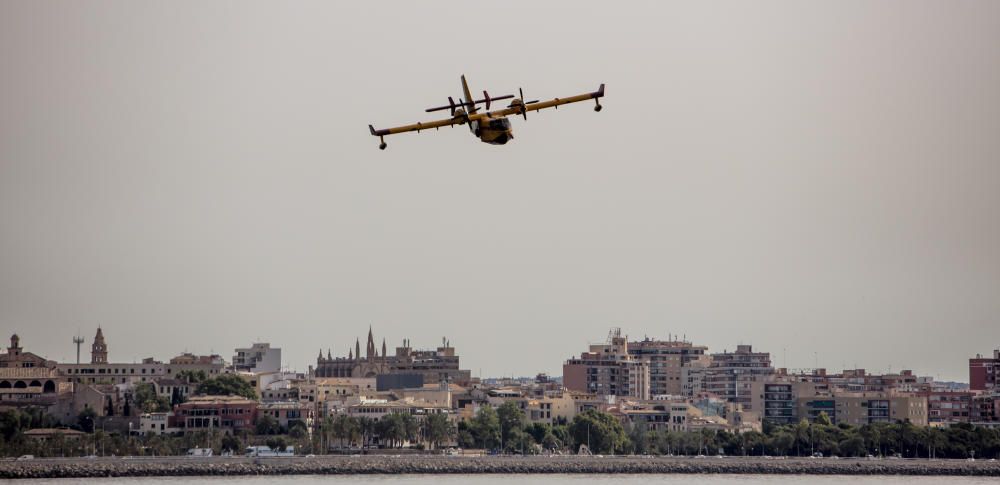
[562, 329, 650, 400]
[627, 337, 708, 397]
[797, 392, 928, 427]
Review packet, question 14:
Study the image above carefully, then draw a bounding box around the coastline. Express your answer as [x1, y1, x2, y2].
[2, 455, 999, 479]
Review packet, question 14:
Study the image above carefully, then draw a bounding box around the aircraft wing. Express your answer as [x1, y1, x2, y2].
[489, 84, 605, 118]
[369, 116, 466, 139]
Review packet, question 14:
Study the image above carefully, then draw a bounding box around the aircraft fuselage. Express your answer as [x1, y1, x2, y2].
[471, 116, 513, 145]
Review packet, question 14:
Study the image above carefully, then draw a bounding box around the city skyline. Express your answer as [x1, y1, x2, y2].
[4, 324, 985, 384]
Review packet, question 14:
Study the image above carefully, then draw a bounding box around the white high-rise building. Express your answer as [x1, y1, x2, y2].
[233, 343, 281, 374]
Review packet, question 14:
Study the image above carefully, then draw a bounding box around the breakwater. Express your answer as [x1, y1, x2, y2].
[2, 455, 999, 479]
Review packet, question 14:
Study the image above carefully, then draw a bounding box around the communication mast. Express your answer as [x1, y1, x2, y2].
[72, 335, 84, 364]
[606, 327, 622, 345]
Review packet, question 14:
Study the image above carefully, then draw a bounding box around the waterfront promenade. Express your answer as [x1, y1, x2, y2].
[1, 455, 999, 479]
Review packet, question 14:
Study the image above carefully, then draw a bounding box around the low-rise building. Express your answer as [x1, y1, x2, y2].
[258, 400, 313, 431]
[1, 335, 70, 408]
[135, 412, 181, 436]
[296, 377, 376, 420]
[524, 393, 576, 425]
[154, 378, 194, 405]
[166, 353, 228, 378]
[171, 395, 258, 435]
[255, 370, 304, 402]
[393, 381, 457, 409]
[58, 329, 167, 386]
[342, 396, 451, 421]
[1, 334, 56, 369]
[618, 402, 687, 433]
[58, 359, 167, 386]
[0, 367, 66, 402]
[297, 377, 376, 405]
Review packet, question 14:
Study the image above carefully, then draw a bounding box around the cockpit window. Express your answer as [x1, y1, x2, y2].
[488, 118, 510, 130]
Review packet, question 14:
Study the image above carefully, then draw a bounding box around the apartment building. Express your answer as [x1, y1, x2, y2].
[627, 337, 708, 397]
[749, 379, 829, 425]
[798, 392, 927, 427]
[563, 329, 650, 400]
[920, 390, 974, 424]
[971, 394, 998, 424]
[970, 350, 999, 392]
[233, 343, 281, 374]
[700, 345, 774, 410]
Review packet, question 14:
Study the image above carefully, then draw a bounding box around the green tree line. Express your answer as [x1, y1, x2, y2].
[3, 405, 999, 459]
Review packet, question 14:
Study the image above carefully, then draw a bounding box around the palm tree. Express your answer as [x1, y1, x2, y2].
[423, 413, 454, 450]
[319, 416, 333, 454]
[358, 417, 375, 449]
[348, 419, 362, 447]
[332, 414, 357, 450]
[400, 413, 418, 447]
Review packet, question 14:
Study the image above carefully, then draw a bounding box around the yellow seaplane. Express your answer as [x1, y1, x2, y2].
[368, 75, 605, 150]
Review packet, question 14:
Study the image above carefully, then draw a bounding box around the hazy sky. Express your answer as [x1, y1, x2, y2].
[2, 1, 998, 382]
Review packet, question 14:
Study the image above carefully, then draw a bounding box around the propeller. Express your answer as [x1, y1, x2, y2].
[514, 87, 539, 121]
[454, 99, 470, 123]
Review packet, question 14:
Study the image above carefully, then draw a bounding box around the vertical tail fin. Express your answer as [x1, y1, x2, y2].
[461, 74, 477, 114]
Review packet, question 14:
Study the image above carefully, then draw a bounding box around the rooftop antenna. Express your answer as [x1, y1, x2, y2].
[72, 334, 85, 364]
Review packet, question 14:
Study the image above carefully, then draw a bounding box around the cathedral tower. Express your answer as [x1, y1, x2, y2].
[91, 327, 108, 364]
[366, 326, 376, 360]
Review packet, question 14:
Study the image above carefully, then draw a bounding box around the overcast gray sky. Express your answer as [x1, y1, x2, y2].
[2, 1, 998, 382]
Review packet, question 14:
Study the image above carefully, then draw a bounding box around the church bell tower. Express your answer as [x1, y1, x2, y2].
[91, 327, 108, 364]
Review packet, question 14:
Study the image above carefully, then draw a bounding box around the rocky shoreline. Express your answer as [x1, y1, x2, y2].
[2, 455, 999, 479]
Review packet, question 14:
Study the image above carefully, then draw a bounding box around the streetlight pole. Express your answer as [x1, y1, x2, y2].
[84, 416, 96, 457]
[810, 424, 814, 456]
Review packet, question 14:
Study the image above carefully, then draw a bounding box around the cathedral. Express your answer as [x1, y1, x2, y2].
[314, 327, 471, 385]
